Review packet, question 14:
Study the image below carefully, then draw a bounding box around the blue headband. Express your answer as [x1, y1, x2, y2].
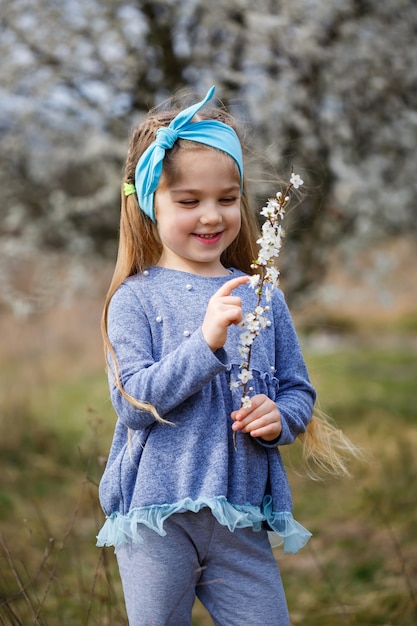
[134, 85, 244, 222]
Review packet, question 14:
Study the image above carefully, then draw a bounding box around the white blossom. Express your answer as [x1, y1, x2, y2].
[239, 330, 255, 346]
[238, 369, 253, 384]
[265, 266, 280, 286]
[238, 345, 250, 358]
[290, 173, 304, 189]
[260, 204, 275, 218]
[245, 317, 260, 332]
[248, 274, 261, 289]
[243, 312, 257, 323]
[258, 315, 269, 330]
[229, 380, 241, 392]
[257, 245, 276, 264]
[241, 396, 252, 409]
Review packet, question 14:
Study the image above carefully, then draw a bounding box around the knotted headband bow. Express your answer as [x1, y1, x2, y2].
[134, 85, 244, 222]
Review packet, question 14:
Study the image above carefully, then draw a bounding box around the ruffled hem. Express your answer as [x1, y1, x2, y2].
[96, 495, 311, 554]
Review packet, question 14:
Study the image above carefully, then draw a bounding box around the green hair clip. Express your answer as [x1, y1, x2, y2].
[123, 182, 136, 197]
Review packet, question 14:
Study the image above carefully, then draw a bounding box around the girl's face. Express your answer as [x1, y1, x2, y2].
[154, 147, 241, 276]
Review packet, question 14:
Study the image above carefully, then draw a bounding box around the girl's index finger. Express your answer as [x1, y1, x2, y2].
[215, 275, 249, 297]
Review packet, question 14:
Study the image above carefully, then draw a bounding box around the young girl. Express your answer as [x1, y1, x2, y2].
[97, 86, 350, 625]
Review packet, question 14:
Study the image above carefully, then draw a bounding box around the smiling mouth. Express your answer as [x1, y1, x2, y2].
[194, 232, 222, 239]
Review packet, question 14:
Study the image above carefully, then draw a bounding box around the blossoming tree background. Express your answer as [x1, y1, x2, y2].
[0, 0, 416, 315]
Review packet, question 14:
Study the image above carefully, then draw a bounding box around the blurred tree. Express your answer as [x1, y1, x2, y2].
[0, 0, 416, 314]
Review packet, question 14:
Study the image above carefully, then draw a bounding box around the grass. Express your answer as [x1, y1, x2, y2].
[1, 301, 417, 624]
[306, 345, 417, 423]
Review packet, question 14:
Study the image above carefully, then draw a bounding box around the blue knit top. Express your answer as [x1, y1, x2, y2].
[97, 267, 316, 553]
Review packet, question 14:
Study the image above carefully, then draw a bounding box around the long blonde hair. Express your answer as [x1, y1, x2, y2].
[102, 91, 358, 477]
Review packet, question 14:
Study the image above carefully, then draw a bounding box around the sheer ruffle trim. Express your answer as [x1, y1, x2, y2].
[262, 495, 312, 553]
[96, 495, 311, 554]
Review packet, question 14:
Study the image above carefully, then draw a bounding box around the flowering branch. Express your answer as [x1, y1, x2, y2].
[231, 171, 304, 450]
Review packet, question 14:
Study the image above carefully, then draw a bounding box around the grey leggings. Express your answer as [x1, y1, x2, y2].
[115, 507, 290, 626]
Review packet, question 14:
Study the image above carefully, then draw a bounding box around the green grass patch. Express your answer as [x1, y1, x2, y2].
[305, 343, 417, 424]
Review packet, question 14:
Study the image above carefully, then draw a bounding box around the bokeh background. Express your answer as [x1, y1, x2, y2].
[1, 1, 416, 624]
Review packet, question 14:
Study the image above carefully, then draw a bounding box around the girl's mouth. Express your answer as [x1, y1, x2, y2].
[193, 232, 223, 244]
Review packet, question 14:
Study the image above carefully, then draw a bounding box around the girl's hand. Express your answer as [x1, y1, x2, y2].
[231, 394, 282, 442]
[201, 276, 249, 351]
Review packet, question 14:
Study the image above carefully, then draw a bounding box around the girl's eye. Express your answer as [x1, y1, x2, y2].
[220, 197, 238, 204]
[179, 199, 198, 207]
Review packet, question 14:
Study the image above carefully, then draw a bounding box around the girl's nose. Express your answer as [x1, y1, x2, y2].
[199, 202, 222, 225]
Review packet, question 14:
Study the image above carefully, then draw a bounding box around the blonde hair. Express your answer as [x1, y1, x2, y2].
[102, 91, 358, 477]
